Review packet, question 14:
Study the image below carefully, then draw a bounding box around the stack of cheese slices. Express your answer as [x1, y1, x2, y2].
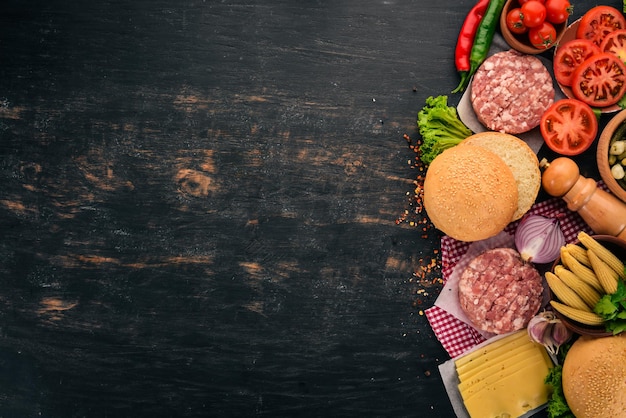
[454, 330, 553, 418]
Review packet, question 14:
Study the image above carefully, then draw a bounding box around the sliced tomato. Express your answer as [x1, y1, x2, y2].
[571, 53, 626, 108]
[540, 99, 598, 156]
[576, 5, 626, 46]
[553, 39, 601, 87]
[600, 29, 626, 64]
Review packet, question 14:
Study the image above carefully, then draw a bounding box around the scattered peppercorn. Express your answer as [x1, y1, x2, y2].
[399, 133, 444, 309]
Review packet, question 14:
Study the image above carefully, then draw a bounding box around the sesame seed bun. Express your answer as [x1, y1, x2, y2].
[423, 144, 518, 242]
[562, 333, 626, 418]
[461, 132, 540, 221]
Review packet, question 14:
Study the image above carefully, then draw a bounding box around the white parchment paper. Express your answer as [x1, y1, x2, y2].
[433, 231, 516, 340]
[456, 34, 567, 154]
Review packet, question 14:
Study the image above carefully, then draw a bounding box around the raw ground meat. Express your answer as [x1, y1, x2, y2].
[470, 49, 554, 134]
[458, 247, 543, 334]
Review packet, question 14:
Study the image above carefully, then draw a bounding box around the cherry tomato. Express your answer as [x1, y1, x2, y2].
[544, 0, 572, 24]
[576, 5, 626, 46]
[540, 99, 598, 156]
[521, 1, 547, 28]
[553, 39, 601, 87]
[571, 53, 626, 108]
[506, 8, 527, 35]
[601, 29, 626, 64]
[528, 21, 557, 49]
[518, 0, 545, 4]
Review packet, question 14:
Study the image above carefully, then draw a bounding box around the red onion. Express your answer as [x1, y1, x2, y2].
[514, 214, 565, 264]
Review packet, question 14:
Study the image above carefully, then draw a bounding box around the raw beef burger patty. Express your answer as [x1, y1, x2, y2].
[470, 49, 555, 134]
[458, 248, 543, 334]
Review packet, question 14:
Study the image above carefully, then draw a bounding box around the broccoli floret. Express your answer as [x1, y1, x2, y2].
[417, 95, 473, 164]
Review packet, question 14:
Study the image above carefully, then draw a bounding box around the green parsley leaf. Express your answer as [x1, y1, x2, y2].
[545, 364, 575, 418]
[594, 295, 618, 318]
[610, 321, 626, 335]
[595, 280, 626, 334]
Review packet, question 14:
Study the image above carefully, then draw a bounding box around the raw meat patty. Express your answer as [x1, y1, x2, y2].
[458, 247, 543, 334]
[470, 49, 555, 134]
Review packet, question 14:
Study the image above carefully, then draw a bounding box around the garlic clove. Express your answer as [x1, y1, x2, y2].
[527, 314, 553, 345]
[527, 311, 573, 355]
[550, 320, 573, 353]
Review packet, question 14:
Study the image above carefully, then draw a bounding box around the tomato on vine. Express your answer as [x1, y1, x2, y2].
[521, 0, 547, 28]
[528, 21, 557, 49]
[506, 8, 528, 35]
[544, 0, 572, 24]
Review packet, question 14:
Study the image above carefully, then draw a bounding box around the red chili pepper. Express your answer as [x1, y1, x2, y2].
[451, 0, 490, 93]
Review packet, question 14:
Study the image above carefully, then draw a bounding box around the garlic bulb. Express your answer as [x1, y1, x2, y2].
[527, 311, 573, 355]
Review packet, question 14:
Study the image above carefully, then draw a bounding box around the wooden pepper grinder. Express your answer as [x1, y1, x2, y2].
[540, 157, 626, 240]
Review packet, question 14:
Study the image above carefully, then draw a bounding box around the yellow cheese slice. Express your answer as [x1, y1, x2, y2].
[461, 356, 552, 418]
[457, 341, 537, 383]
[457, 345, 545, 393]
[454, 330, 528, 369]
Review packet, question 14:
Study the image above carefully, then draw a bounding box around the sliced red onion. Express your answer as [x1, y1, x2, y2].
[514, 214, 566, 264]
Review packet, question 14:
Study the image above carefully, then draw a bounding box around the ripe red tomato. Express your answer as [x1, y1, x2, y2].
[571, 53, 626, 108]
[576, 5, 626, 46]
[601, 29, 626, 64]
[553, 39, 601, 87]
[506, 8, 527, 35]
[544, 0, 572, 24]
[540, 99, 598, 156]
[518, 0, 545, 4]
[521, 1, 547, 28]
[528, 21, 557, 49]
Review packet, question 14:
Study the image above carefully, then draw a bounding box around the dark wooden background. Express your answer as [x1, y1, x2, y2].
[0, 0, 609, 416]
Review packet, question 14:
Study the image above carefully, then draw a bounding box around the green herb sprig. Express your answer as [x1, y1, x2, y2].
[544, 341, 575, 418]
[594, 272, 626, 335]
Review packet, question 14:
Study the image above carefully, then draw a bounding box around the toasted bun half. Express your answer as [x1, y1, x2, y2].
[461, 132, 540, 221]
[562, 333, 626, 418]
[423, 145, 518, 242]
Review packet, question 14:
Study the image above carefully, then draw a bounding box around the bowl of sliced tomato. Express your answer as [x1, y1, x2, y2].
[501, 0, 569, 55]
[553, 6, 626, 113]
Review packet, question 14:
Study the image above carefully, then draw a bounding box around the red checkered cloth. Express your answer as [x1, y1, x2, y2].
[425, 193, 601, 359]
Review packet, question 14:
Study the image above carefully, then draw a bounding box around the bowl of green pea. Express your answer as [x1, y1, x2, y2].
[598, 109, 626, 203]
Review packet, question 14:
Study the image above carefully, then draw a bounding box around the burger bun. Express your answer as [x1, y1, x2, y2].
[423, 144, 518, 242]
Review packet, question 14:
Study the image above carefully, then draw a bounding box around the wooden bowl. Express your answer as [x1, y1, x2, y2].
[550, 235, 626, 337]
[500, 0, 567, 54]
[598, 109, 626, 204]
